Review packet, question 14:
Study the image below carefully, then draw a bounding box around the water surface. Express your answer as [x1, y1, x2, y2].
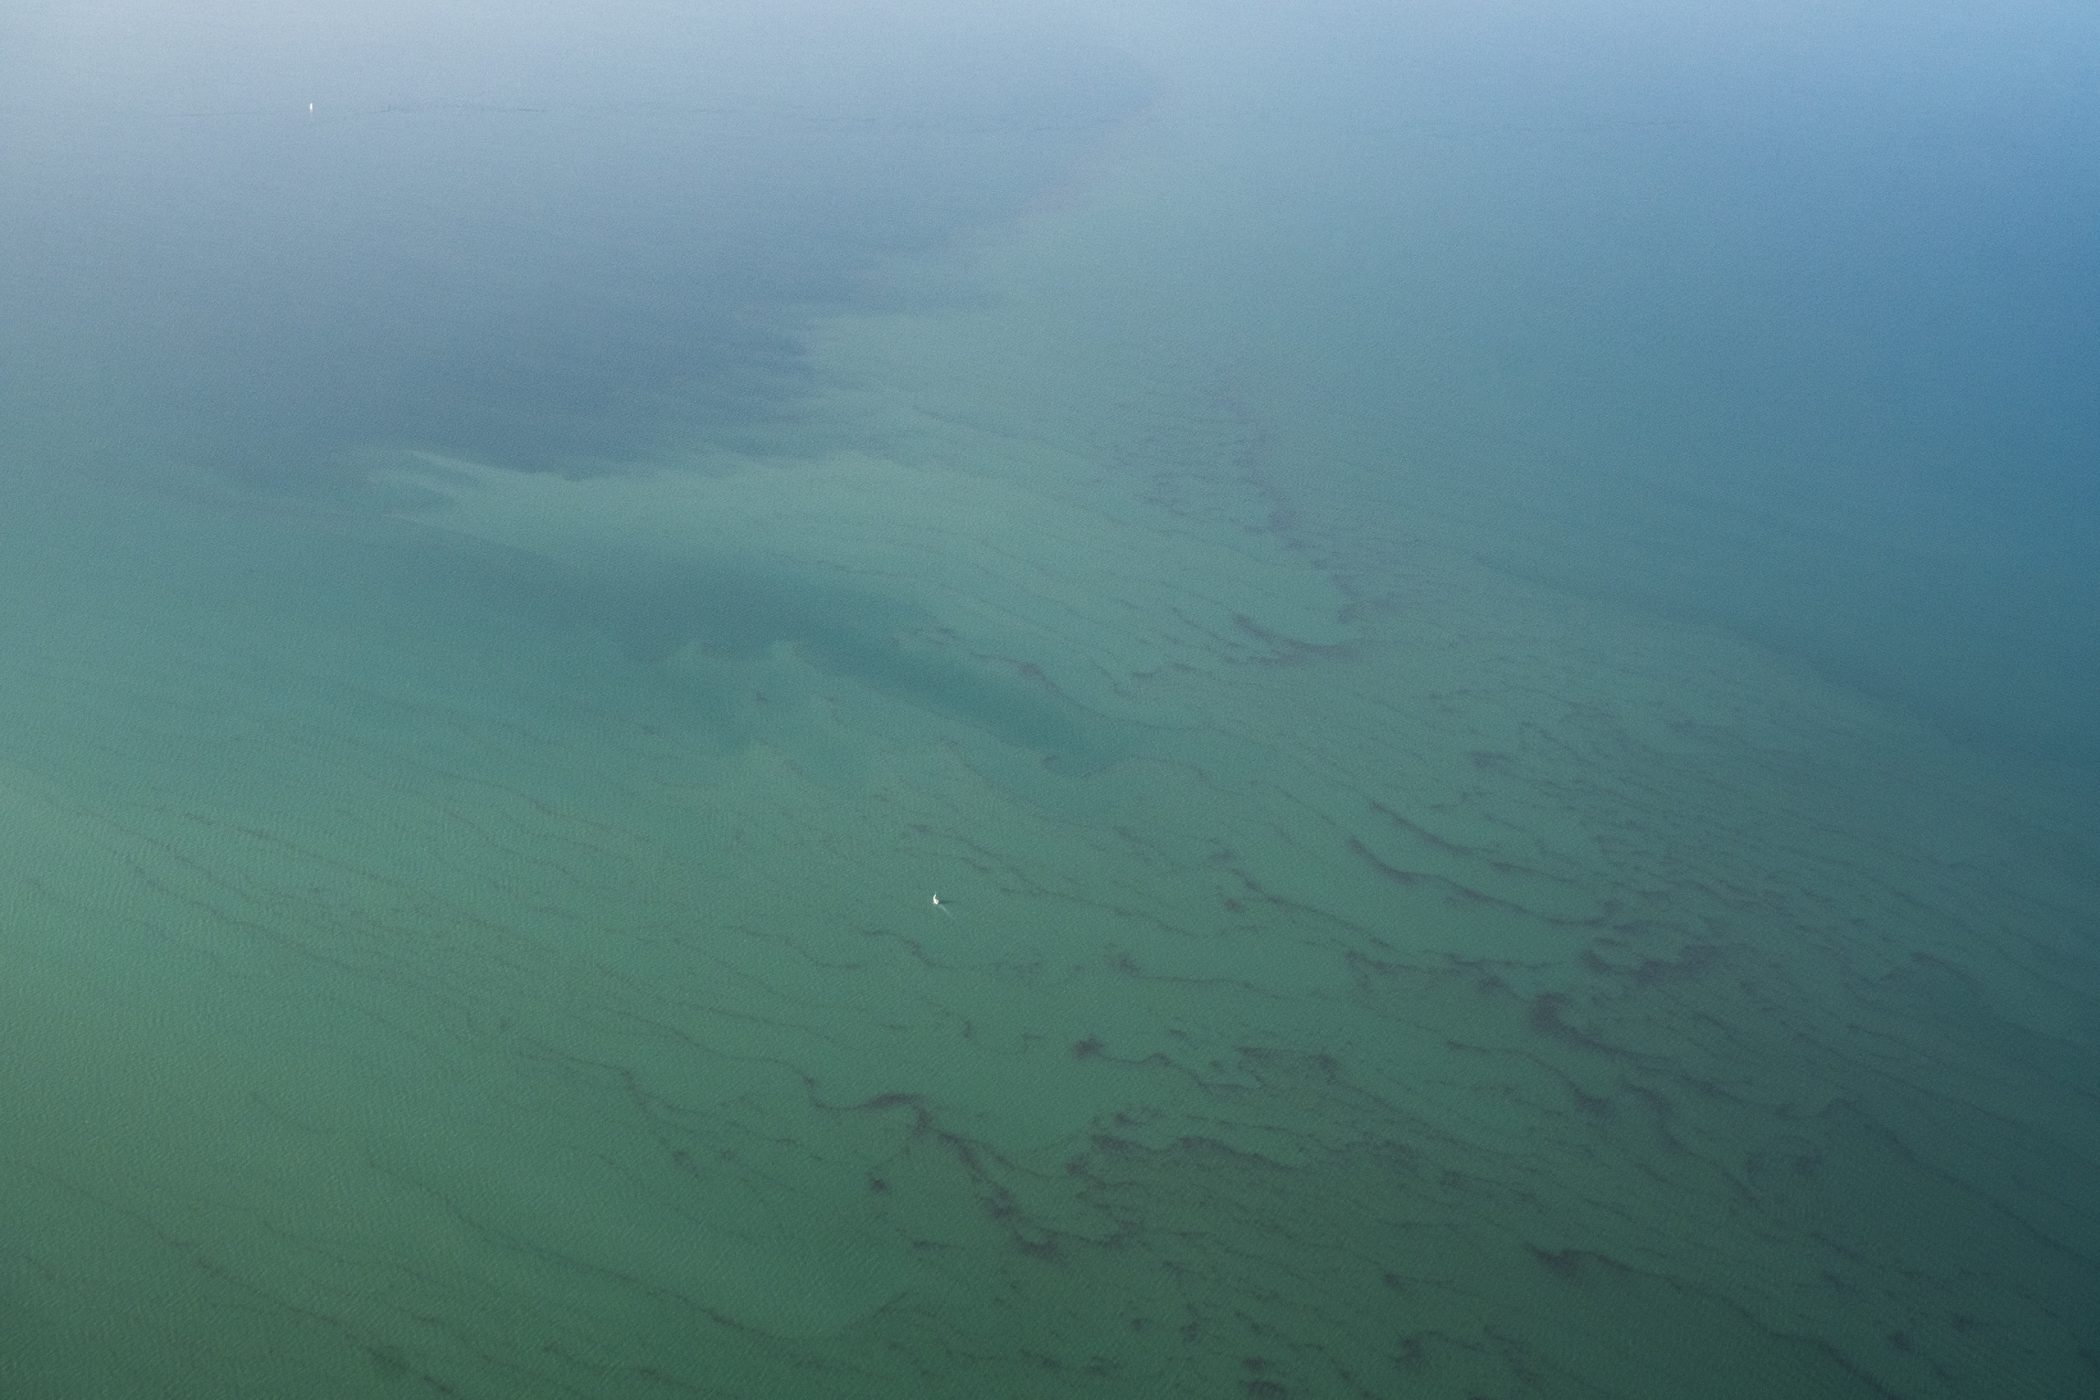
[3, 3, 2097, 1396]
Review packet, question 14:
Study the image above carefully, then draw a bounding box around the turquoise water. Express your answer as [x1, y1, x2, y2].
[4, 3, 2098, 1396]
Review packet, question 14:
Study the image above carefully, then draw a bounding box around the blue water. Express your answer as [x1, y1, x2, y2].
[3, 3, 2096, 1396]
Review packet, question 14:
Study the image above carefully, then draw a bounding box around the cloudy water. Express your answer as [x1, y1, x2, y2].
[3, 2, 2096, 1397]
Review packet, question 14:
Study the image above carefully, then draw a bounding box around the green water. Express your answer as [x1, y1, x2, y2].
[4, 4, 2098, 1397]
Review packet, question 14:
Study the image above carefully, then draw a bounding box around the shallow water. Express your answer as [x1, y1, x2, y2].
[4, 3, 2097, 1396]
